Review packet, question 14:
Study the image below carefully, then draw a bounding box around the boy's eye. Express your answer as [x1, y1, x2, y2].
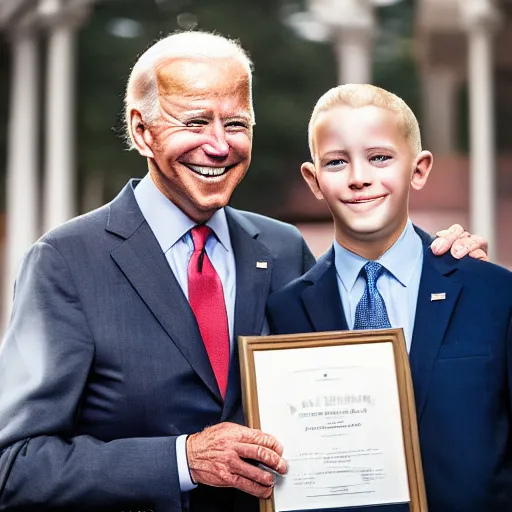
[370, 154, 391, 163]
[326, 159, 347, 167]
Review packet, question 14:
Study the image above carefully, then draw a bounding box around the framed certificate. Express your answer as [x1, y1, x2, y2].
[238, 329, 427, 512]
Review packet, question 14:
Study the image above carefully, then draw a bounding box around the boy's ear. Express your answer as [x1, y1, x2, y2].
[410, 150, 433, 191]
[301, 162, 324, 200]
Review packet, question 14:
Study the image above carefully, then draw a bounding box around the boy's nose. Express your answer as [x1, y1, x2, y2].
[348, 162, 372, 189]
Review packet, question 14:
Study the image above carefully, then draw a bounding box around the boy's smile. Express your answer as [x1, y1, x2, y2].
[342, 193, 388, 208]
[302, 104, 432, 260]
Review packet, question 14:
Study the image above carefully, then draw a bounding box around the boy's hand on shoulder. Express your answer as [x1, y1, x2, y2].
[431, 224, 489, 261]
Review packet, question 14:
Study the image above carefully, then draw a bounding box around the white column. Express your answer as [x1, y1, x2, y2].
[422, 68, 460, 154]
[308, 0, 375, 84]
[460, 0, 500, 260]
[43, 19, 77, 232]
[334, 29, 373, 84]
[3, 29, 40, 327]
[468, 28, 495, 254]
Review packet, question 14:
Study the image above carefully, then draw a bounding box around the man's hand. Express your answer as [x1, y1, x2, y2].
[431, 224, 489, 261]
[187, 422, 286, 499]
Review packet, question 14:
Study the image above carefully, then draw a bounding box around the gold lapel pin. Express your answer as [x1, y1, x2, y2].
[256, 261, 268, 269]
[431, 292, 446, 301]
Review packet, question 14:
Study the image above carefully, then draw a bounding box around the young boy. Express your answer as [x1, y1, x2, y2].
[266, 84, 512, 512]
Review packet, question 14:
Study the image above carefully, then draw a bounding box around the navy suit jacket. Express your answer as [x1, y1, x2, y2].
[0, 180, 315, 512]
[267, 227, 512, 512]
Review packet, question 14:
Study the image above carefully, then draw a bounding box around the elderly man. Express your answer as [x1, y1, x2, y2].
[0, 31, 486, 512]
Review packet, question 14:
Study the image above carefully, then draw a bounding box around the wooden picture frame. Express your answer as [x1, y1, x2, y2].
[238, 328, 427, 512]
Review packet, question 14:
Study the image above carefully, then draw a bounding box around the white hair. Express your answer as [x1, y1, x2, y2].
[124, 31, 254, 148]
[308, 84, 422, 157]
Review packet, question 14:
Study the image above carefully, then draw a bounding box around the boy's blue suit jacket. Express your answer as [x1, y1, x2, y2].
[267, 227, 512, 512]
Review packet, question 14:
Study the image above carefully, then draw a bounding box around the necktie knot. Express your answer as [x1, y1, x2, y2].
[190, 225, 212, 252]
[362, 261, 386, 287]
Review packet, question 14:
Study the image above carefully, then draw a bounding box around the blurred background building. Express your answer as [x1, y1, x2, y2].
[0, 0, 510, 326]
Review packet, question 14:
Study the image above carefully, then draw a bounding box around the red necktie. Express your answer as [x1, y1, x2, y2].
[187, 225, 230, 398]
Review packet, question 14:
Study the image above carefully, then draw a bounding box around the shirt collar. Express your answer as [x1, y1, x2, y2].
[133, 174, 231, 253]
[334, 219, 422, 292]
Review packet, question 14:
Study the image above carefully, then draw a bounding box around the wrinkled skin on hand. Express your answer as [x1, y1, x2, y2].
[431, 224, 489, 261]
[187, 422, 287, 499]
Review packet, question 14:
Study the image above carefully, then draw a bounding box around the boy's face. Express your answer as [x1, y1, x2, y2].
[302, 104, 432, 253]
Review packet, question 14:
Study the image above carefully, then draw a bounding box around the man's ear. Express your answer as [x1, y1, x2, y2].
[410, 150, 433, 191]
[301, 161, 324, 200]
[130, 109, 155, 158]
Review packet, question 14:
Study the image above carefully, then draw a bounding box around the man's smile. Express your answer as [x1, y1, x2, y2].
[183, 163, 236, 178]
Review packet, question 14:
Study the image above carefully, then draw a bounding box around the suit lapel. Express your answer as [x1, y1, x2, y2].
[301, 249, 349, 332]
[107, 181, 222, 403]
[226, 208, 274, 340]
[222, 208, 274, 420]
[409, 249, 462, 419]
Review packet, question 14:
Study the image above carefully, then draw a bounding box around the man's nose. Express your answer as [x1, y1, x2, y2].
[203, 122, 229, 158]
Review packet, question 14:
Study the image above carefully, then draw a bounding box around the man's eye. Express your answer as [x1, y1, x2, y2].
[225, 121, 249, 129]
[186, 120, 208, 127]
[371, 155, 391, 163]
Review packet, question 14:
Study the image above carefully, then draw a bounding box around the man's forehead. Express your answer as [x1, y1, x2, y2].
[155, 57, 250, 98]
[158, 95, 253, 121]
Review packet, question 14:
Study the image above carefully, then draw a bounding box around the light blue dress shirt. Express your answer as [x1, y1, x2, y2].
[134, 174, 236, 493]
[334, 220, 423, 352]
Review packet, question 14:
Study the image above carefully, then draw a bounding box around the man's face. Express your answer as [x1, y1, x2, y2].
[308, 105, 418, 250]
[142, 58, 253, 222]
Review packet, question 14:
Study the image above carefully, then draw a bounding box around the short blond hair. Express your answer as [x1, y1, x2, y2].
[308, 84, 422, 157]
[125, 30, 254, 148]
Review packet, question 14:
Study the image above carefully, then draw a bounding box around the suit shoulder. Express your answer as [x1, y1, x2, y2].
[38, 203, 111, 250]
[457, 255, 512, 282]
[445, 255, 512, 302]
[230, 208, 304, 239]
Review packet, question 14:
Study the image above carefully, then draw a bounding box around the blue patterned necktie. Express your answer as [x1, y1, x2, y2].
[353, 261, 392, 330]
